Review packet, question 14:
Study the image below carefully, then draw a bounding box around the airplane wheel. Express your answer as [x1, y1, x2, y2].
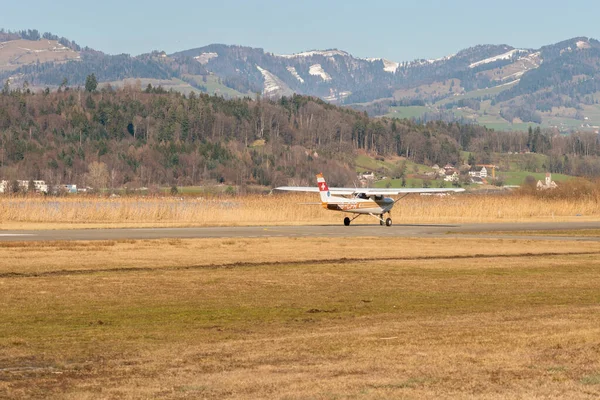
[385, 218, 392, 227]
[380, 215, 384, 225]
[344, 217, 350, 226]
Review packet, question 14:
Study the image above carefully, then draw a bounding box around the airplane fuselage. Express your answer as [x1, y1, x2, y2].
[323, 195, 394, 215]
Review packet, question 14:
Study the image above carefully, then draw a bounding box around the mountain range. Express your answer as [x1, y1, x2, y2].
[2, 29, 600, 132]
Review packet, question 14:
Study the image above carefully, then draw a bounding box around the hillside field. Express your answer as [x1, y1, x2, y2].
[384, 87, 600, 133]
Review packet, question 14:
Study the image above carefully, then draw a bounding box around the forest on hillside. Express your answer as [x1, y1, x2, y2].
[2, 83, 600, 190]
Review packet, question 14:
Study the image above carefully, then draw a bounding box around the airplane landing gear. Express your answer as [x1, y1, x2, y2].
[368, 213, 392, 227]
[344, 215, 361, 226]
[345, 213, 391, 226]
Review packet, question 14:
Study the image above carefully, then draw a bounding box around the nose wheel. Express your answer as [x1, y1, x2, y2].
[380, 215, 392, 226]
[366, 213, 393, 226]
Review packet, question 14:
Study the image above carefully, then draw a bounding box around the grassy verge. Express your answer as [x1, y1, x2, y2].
[1, 237, 600, 398]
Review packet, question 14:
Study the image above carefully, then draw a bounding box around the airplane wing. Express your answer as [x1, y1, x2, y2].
[275, 186, 356, 195]
[358, 188, 465, 195]
[275, 186, 464, 195]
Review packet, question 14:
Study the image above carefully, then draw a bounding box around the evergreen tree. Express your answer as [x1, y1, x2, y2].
[467, 153, 476, 166]
[85, 74, 98, 92]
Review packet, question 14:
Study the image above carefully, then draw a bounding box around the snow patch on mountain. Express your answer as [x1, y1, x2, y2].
[323, 90, 352, 102]
[427, 54, 456, 64]
[278, 49, 349, 59]
[194, 52, 218, 64]
[397, 55, 454, 69]
[501, 70, 527, 81]
[469, 49, 528, 68]
[576, 40, 591, 49]
[493, 79, 520, 88]
[286, 66, 304, 83]
[365, 58, 399, 73]
[497, 52, 542, 81]
[256, 66, 281, 96]
[309, 64, 332, 81]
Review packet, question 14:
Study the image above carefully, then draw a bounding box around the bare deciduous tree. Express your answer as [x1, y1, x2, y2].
[86, 161, 109, 192]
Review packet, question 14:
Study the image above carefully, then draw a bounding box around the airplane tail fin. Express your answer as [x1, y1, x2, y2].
[316, 173, 330, 204]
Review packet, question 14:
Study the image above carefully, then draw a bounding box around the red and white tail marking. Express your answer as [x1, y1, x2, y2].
[316, 173, 330, 203]
[317, 174, 329, 192]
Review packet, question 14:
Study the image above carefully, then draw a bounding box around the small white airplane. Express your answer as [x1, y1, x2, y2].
[276, 173, 465, 226]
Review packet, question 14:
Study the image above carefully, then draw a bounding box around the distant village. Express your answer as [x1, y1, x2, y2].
[358, 163, 558, 190]
[0, 180, 83, 195]
[2, 164, 559, 195]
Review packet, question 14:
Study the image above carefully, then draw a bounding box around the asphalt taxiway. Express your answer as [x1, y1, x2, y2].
[0, 221, 599, 242]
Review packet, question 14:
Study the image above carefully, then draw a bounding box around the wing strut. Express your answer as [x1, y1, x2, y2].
[394, 193, 411, 204]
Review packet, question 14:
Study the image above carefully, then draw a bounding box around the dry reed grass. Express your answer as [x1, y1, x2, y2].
[1, 237, 600, 398]
[1, 189, 600, 230]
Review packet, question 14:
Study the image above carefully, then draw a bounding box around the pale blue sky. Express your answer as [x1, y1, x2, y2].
[2, 0, 599, 61]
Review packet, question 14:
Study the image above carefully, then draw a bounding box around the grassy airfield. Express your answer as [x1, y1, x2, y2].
[1, 236, 600, 398]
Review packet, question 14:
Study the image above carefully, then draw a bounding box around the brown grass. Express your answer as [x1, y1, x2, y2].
[1, 236, 599, 276]
[1, 191, 600, 230]
[1, 237, 600, 398]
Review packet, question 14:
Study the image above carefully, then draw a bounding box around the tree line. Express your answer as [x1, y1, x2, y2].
[1, 83, 600, 191]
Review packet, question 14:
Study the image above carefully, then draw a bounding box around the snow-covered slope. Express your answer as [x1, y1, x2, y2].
[278, 49, 349, 59]
[256, 65, 293, 97]
[365, 58, 399, 73]
[576, 40, 591, 49]
[469, 49, 529, 68]
[309, 64, 332, 81]
[427, 54, 456, 64]
[194, 52, 218, 64]
[286, 66, 304, 83]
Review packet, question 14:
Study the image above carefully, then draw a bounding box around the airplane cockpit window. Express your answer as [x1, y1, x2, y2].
[357, 193, 368, 199]
[374, 195, 383, 201]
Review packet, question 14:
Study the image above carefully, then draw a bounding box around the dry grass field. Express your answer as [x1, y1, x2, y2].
[2, 236, 600, 398]
[0, 39, 79, 72]
[1, 189, 600, 230]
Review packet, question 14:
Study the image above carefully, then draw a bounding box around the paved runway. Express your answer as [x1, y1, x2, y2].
[1, 221, 600, 242]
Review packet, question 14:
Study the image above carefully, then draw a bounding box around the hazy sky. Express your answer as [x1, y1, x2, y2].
[2, 0, 599, 61]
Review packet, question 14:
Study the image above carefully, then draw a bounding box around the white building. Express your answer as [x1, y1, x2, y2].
[360, 172, 375, 180]
[444, 171, 459, 182]
[0, 180, 48, 193]
[469, 166, 487, 178]
[537, 173, 558, 190]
